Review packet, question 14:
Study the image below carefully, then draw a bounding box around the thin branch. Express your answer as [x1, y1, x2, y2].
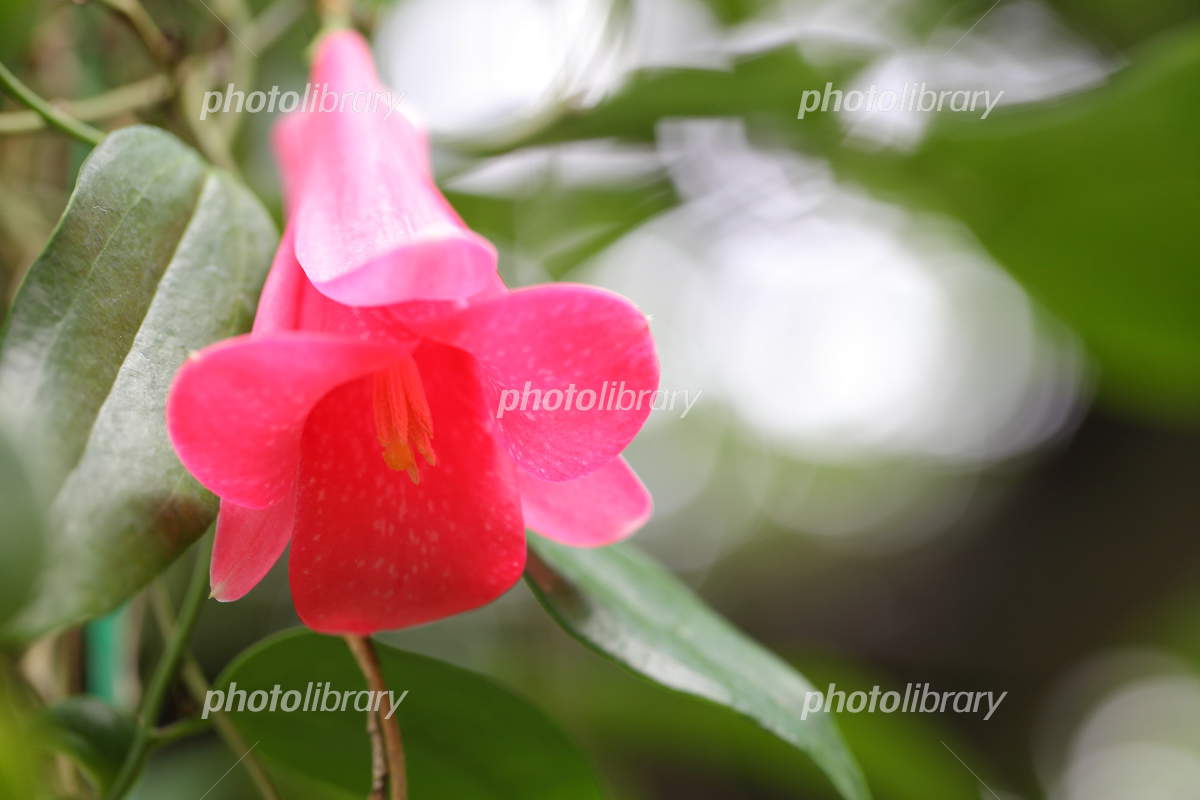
[344, 635, 407, 800]
[0, 60, 104, 146]
[152, 715, 213, 747]
[0, 73, 172, 135]
[173, 0, 305, 169]
[99, 0, 175, 64]
[245, 0, 306, 52]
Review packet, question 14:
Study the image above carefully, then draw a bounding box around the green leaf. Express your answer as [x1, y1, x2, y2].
[217, 629, 605, 798]
[837, 26, 1200, 422]
[41, 697, 137, 792]
[0, 431, 42, 625]
[0, 125, 276, 639]
[525, 535, 871, 800]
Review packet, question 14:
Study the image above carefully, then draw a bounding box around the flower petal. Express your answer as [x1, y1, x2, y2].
[279, 31, 497, 306]
[519, 457, 651, 547]
[210, 492, 296, 602]
[424, 283, 659, 481]
[251, 225, 306, 334]
[166, 333, 413, 508]
[289, 342, 526, 634]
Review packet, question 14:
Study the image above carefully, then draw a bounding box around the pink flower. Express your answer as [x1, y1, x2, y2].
[166, 31, 658, 634]
[276, 31, 496, 306]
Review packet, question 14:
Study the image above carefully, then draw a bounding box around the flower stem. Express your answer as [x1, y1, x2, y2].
[316, 0, 353, 31]
[344, 635, 407, 800]
[0, 61, 104, 146]
[104, 532, 213, 800]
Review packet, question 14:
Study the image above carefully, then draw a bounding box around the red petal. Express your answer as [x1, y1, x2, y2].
[276, 31, 497, 306]
[166, 333, 414, 508]
[289, 342, 526, 634]
[519, 457, 651, 547]
[424, 283, 660, 481]
[210, 492, 296, 601]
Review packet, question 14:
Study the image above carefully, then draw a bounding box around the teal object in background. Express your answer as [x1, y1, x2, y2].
[85, 606, 129, 706]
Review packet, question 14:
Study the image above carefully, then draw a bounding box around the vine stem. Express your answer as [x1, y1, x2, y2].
[99, 0, 175, 65]
[146, 586, 280, 800]
[0, 73, 172, 137]
[104, 532, 213, 800]
[344, 635, 407, 800]
[0, 61, 104, 146]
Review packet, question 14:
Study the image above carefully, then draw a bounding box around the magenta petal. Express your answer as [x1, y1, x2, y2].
[166, 333, 414, 509]
[210, 492, 296, 601]
[289, 343, 526, 634]
[426, 283, 660, 481]
[277, 31, 497, 306]
[519, 457, 652, 547]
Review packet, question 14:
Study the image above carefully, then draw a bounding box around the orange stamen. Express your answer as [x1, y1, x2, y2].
[372, 357, 436, 483]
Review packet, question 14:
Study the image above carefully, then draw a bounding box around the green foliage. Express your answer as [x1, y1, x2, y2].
[844, 25, 1200, 421]
[515, 45, 853, 154]
[488, 28, 1200, 423]
[0, 431, 41, 625]
[41, 697, 137, 793]
[525, 534, 871, 800]
[217, 629, 606, 798]
[449, 177, 679, 280]
[0, 125, 276, 640]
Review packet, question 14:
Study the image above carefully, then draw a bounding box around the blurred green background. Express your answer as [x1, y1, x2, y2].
[1, 0, 1198, 797]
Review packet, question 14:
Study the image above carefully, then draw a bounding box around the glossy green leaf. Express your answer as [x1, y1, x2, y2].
[525, 534, 871, 800]
[42, 697, 137, 792]
[0, 125, 276, 639]
[217, 629, 605, 799]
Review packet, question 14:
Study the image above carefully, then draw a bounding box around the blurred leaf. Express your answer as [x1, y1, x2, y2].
[0, 430, 41, 624]
[0, 125, 276, 639]
[504, 45, 854, 154]
[499, 645, 988, 800]
[1045, 0, 1200, 50]
[41, 697, 136, 792]
[695, 0, 770, 26]
[217, 629, 605, 798]
[498, 28, 1200, 422]
[842, 26, 1200, 421]
[525, 535, 871, 800]
[0, 0, 35, 62]
[449, 176, 678, 279]
[0, 677, 41, 798]
[793, 659, 1000, 800]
